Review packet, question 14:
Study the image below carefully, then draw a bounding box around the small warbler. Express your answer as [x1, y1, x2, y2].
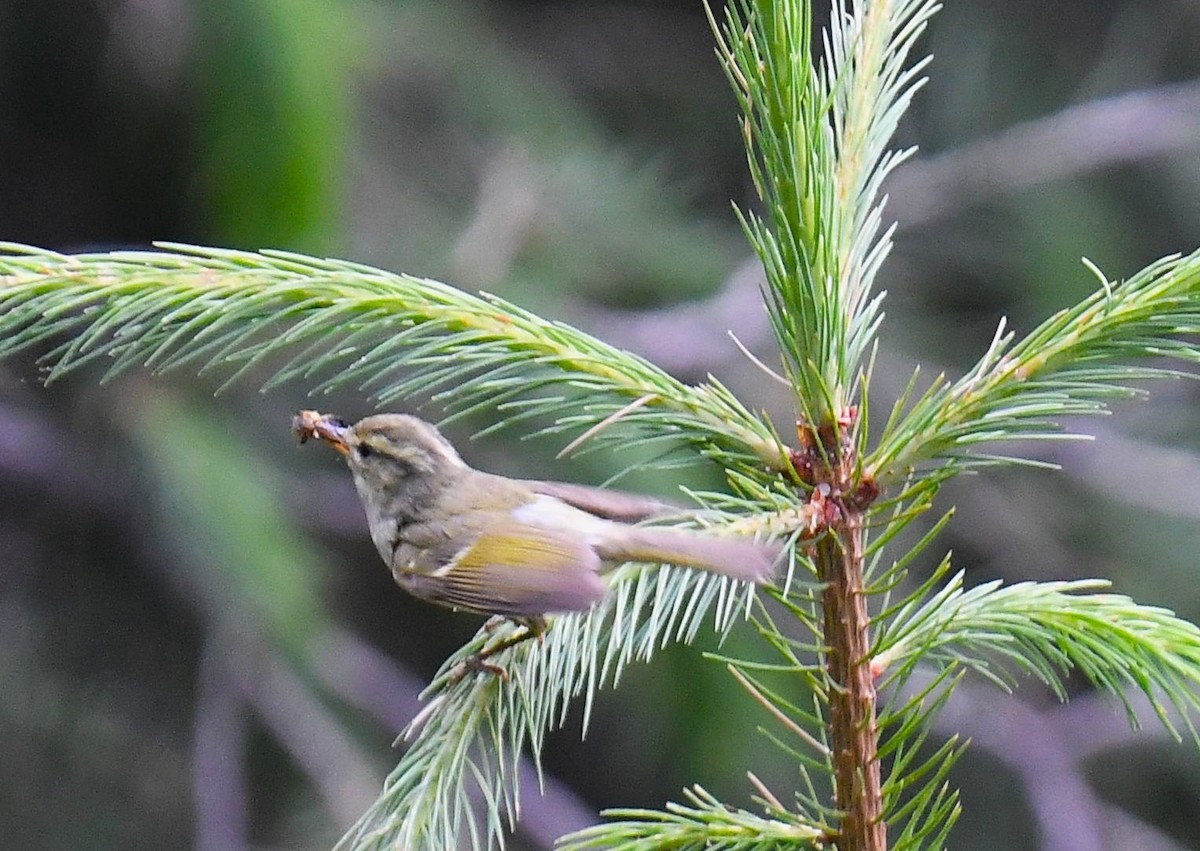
[294, 410, 778, 635]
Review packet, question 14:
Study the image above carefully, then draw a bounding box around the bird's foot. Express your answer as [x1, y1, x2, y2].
[449, 653, 511, 684]
[447, 617, 547, 686]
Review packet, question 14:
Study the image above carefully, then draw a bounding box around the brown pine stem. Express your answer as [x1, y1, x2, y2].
[818, 511, 884, 851]
[800, 409, 884, 851]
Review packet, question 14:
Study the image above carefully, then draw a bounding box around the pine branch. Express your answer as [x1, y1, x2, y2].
[558, 785, 827, 851]
[0, 242, 788, 477]
[711, 0, 938, 424]
[821, 0, 939, 384]
[709, 3, 940, 850]
[869, 250, 1200, 485]
[720, 583, 966, 850]
[874, 573, 1200, 741]
[336, 562, 761, 850]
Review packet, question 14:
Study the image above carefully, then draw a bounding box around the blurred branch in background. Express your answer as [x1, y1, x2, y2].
[926, 675, 1194, 851]
[193, 634, 251, 851]
[567, 257, 771, 380]
[889, 79, 1200, 228]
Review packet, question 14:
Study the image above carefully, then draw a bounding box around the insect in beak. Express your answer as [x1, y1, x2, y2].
[292, 409, 351, 455]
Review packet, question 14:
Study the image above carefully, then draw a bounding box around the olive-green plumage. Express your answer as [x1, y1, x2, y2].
[295, 411, 779, 619]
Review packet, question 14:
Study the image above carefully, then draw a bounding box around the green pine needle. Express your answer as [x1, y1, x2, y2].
[875, 572, 1200, 740]
[870, 250, 1200, 483]
[0, 242, 788, 477]
[711, 0, 939, 419]
[558, 784, 826, 851]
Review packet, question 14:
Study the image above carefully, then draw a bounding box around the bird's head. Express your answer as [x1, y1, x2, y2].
[294, 410, 467, 505]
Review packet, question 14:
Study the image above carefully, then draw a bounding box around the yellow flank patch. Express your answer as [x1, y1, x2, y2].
[457, 530, 577, 573]
[429, 524, 606, 616]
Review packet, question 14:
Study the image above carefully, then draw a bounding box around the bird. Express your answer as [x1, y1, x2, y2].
[293, 410, 779, 644]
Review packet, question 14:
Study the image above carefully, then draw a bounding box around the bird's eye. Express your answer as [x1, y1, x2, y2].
[356, 444, 373, 459]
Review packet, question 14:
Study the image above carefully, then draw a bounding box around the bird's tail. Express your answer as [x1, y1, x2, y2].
[598, 527, 780, 584]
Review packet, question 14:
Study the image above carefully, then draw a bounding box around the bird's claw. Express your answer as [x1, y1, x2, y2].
[448, 653, 511, 686]
[445, 620, 546, 686]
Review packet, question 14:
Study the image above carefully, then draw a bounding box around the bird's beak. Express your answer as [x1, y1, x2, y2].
[293, 410, 351, 456]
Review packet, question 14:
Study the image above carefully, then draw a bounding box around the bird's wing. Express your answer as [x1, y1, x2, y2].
[398, 523, 607, 618]
[521, 479, 677, 522]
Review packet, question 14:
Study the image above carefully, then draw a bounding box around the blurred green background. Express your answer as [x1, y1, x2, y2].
[2, 0, 1200, 849]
